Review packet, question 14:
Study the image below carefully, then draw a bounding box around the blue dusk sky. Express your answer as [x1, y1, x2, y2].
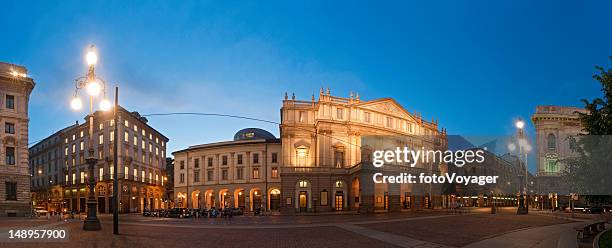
[1, 1, 611, 168]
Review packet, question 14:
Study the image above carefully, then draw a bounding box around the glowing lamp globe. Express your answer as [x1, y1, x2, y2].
[508, 143, 516, 152]
[515, 120, 525, 129]
[86, 49, 98, 66]
[99, 99, 111, 111]
[71, 97, 83, 110]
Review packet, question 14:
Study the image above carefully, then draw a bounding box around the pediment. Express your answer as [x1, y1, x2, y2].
[356, 98, 416, 121]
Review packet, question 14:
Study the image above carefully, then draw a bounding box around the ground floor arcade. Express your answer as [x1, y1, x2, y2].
[175, 183, 282, 211]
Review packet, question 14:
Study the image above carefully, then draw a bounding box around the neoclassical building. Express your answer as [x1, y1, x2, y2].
[0, 62, 35, 217]
[29, 107, 169, 214]
[280, 89, 447, 213]
[173, 90, 447, 213]
[173, 128, 282, 211]
[531, 105, 585, 208]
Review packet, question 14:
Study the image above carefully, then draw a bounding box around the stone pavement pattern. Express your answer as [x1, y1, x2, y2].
[0, 209, 586, 248]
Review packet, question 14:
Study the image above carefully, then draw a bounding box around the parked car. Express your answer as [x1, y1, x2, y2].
[583, 206, 604, 214]
[143, 209, 152, 216]
[230, 207, 243, 216]
[168, 208, 193, 218]
[34, 207, 49, 217]
[167, 208, 184, 218]
[565, 205, 587, 213]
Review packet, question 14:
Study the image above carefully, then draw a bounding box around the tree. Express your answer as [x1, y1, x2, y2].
[579, 57, 612, 135]
[564, 57, 612, 203]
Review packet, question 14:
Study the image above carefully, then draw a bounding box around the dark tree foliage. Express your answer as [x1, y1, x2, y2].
[564, 57, 612, 204]
[579, 57, 612, 135]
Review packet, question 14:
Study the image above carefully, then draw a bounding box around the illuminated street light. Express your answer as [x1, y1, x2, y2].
[510, 118, 530, 215]
[508, 143, 516, 152]
[99, 98, 111, 111]
[86, 46, 98, 66]
[71, 44, 112, 231]
[71, 96, 83, 110]
[515, 120, 525, 129]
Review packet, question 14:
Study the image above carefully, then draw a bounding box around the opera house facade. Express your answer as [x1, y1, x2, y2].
[174, 89, 448, 213]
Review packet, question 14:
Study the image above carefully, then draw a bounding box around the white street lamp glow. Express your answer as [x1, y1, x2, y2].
[508, 143, 516, 152]
[99, 98, 111, 111]
[86, 80, 102, 96]
[71, 97, 83, 110]
[515, 120, 525, 129]
[86, 48, 98, 66]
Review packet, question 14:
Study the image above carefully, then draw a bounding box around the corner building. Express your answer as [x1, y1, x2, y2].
[173, 128, 281, 211]
[29, 107, 169, 214]
[0, 62, 35, 217]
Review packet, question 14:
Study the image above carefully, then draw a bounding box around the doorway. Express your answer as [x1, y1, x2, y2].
[270, 189, 280, 211]
[299, 191, 307, 212]
[404, 192, 412, 209]
[335, 191, 344, 211]
[383, 192, 389, 210]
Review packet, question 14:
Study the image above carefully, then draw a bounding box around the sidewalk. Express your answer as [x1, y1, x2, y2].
[463, 222, 578, 248]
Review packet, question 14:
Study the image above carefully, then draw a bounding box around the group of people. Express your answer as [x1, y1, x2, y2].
[192, 207, 234, 219]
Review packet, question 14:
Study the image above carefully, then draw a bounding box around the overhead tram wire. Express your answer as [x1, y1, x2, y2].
[139, 112, 362, 150]
[28, 112, 363, 151]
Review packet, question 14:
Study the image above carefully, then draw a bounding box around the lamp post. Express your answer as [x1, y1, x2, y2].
[71, 45, 111, 231]
[508, 119, 530, 215]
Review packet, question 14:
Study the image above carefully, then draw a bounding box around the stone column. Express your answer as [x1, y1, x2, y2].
[358, 165, 375, 214]
[388, 183, 401, 212]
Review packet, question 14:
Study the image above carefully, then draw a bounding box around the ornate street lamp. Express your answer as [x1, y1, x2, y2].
[508, 119, 531, 215]
[71, 45, 110, 231]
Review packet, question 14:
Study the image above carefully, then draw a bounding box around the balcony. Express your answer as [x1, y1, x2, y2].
[536, 171, 562, 177]
[281, 166, 349, 175]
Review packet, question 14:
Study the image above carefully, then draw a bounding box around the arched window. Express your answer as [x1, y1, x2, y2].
[296, 146, 308, 167]
[547, 134, 556, 151]
[299, 180, 308, 188]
